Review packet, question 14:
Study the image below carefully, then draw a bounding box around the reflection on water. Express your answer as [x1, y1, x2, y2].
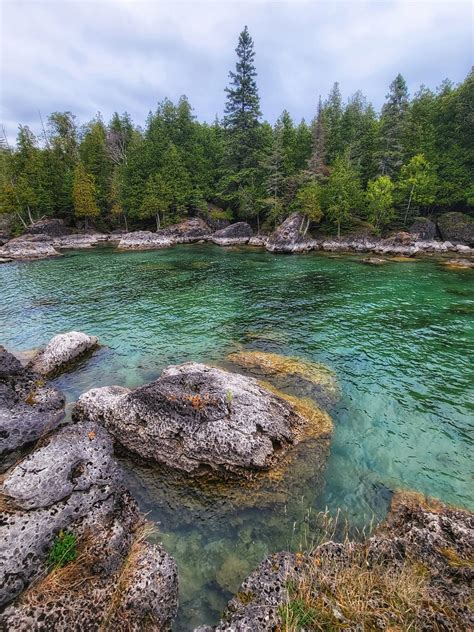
[1, 244, 473, 629]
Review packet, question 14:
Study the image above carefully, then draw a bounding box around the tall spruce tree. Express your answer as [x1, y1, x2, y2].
[308, 96, 328, 179]
[223, 26, 262, 172]
[377, 74, 409, 177]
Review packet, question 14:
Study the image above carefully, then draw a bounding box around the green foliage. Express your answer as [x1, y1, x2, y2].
[294, 180, 323, 227]
[278, 598, 317, 628]
[73, 162, 99, 222]
[397, 153, 438, 224]
[366, 175, 395, 230]
[323, 154, 363, 237]
[47, 530, 78, 568]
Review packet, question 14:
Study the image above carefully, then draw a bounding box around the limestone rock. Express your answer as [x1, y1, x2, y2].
[442, 258, 474, 270]
[409, 216, 437, 241]
[362, 256, 388, 265]
[248, 234, 268, 247]
[0, 237, 60, 261]
[29, 331, 99, 377]
[73, 362, 332, 478]
[437, 212, 474, 245]
[26, 218, 69, 237]
[163, 217, 212, 243]
[53, 232, 111, 249]
[117, 230, 174, 250]
[266, 213, 311, 253]
[212, 222, 253, 246]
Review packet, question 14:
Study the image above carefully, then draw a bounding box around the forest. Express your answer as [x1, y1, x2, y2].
[1, 26, 473, 236]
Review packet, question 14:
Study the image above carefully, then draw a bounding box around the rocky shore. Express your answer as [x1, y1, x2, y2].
[1, 212, 472, 262]
[1, 330, 473, 630]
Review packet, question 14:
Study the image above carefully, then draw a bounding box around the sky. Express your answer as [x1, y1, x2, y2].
[1, 0, 472, 143]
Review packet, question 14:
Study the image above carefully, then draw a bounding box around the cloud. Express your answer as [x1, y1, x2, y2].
[1, 0, 471, 143]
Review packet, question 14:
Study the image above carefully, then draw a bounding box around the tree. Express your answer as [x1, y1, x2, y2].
[223, 26, 262, 172]
[397, 154, 438, 224]
[72, 163, 99, 227]
[308, 96, 328, 179]
[323, 153, 363, 238]
[79, 118, 112, 213]
[324, 82, 343, 163]
[140, 173, 172, 230]
[377, 74, 409, 177]
[294, 180, 323, 234]
[365, 175, 395, 231]
[109, 167, 128, 231]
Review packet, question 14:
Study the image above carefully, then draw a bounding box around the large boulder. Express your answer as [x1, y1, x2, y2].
[0, 421, 178, 630]
[266, 213, 311, 253]
[29, 331, 99, 377]
[203, 491, 474, 631]
[226, 351, 339, 409]
[437, 212, 474, 245]
[117, 230, 174, 250]
[26, 218, 69, 237]
[212, 222, 253, 246]
[163, 217, 212, 243]
[409, 217, 437, 241]
[0, 236, 60, 260]
[0, 346, 65, 467]
[73, 362, 332, 479]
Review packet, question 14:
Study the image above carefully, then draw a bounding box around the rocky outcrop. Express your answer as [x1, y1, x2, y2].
[409, 217, 437, 241]
[0, 235, 61, 260]
[117, 230, 174, 250]
[437, 212, 474, 245]
[163, 217, 212, 243]
[248, 234, 268, 247]
[204, 491, 474, 631]
[212, 222, 253, 246]
[226, 351, 339, 410]
[266, 213, 311, 253]
[26, 218, 70, 237]
[54, 232, 114, 249]
[0, 346, 65, 468]
[73, 362, 333, 479]
[29, 331, 99, 377]
[0, 421, 178, 630]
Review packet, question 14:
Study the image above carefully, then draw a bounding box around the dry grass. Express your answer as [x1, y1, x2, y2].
[278, 545, 459, 631]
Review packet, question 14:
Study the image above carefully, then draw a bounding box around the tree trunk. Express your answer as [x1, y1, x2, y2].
[403, 185, 415, 225]
[26, 205, 34, 225]
[155, 213, 161, 231]
[124, 214, 128, 232]
[256, 213, 260, 234]
[303, 216, 310, 236]
[16, 212, 27, 228]
[337, 220, 341, 239]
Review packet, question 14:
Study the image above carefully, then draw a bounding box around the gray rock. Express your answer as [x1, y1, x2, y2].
[0, 346, 65, 464]
[266, 213, 311, 253]
[0, 238, 60, 261]
[362, 256, 388, 265]
[437, 212, 474, 245]
[73, 362, 332, 478]
[409, 217, 437, 240]
[212, 222, 253, 246]
[117, 230, 174, 250]
[27, 218, 69, 237]
[29, 331, 99, 377]
[248, 235, 268, 247]
[0, 421, 179, 630]
[53, 232, 112, 249]
[163, 217, 212, 243]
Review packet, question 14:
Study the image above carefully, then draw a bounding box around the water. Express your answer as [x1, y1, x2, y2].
[1, 244, 473, 629]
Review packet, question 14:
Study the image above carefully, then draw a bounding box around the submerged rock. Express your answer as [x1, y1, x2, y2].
[362, 256, 388, 265]
[0, 346, 65, 466]
[266, 213, 311, 253]
[29, 331, 99, 377]
[0, 421, 178, 630]
[205, 491, 474, 631]
[212, 222, 253, 246]
[73, 362, 333, 479]
[437, 212, 474, 245]
[226, 351, 339, 409]
[442, 258, 474, 270]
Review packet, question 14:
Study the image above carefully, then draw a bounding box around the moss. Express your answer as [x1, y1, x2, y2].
[47, 530, 78, 568]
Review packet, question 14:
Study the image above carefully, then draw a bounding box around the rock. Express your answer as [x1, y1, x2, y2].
[384, 230, 416, 245]
[266, 213, 311, 253]
[207, 491, 474, 631]
[26, 218, 70, 237]
[0, 346, 65, 466]
[0, 237, 60, 261]
[361, 256, 388, 265]
[0, 421, 178, 629]
[29, 331, 99, 377]
[409, 216, 437, 240]
[442, 258, 474, 270]
[248, 235, 268, 247]
[163, 217, 212, 243]
[117, 230, 174, 250]
[53, 232, 111, 249]
[199, 204, 231, 231]
[437, 212, 474, 245]
[226, 351, 339, 409]
[73, 362, 333, 478]
[212, 222, 253, 246]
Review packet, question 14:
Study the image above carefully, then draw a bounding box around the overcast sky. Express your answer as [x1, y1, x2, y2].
[1, 0, 472, 143]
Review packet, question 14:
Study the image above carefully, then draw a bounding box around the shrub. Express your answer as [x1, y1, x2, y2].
[47, 530, 78, 568]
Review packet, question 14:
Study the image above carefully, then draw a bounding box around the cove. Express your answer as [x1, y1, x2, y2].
[1, 244, 473, 630]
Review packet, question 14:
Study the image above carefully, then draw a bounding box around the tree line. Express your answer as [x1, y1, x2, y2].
[1, 26, 472, 235]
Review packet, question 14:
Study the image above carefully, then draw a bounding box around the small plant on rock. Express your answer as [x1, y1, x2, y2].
[47, 530, 78, 568]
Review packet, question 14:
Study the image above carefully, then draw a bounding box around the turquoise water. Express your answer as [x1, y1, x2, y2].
[1, 244, 473, 629]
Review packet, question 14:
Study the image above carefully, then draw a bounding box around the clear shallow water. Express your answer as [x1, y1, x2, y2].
[1, 244, 473, 629]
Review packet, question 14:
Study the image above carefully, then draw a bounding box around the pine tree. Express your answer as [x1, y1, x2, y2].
[72, 163, 99, 228]
[308, 96, 328, 179]
[377, 74, 409, 177]
[79, 118, 112, 213]
[223, 26, 262, 171]
[324, 82, 343, 163]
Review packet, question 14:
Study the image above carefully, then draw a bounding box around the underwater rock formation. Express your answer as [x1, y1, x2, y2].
[226, 351, 339, 409]
[0, 420, 178, 630]
[212, 222, 253, 246]
[73, 362, 333, 478]
[201, 491, 474, 631]
[29, 331, 99, 377]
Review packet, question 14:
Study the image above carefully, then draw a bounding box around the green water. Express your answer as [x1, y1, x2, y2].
[1, 244, 473, 629]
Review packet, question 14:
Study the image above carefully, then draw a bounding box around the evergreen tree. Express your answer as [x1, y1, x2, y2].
[377, 74, 409, 176]
[72, 162, 99, 227]
[323, 153, 363, 237]
[79, 118, 112, 213]
[324, 82, 343, 163]
[397, 154, 438, 224]
[308, 96, 328, 179]
[140, 173, 172, 230]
